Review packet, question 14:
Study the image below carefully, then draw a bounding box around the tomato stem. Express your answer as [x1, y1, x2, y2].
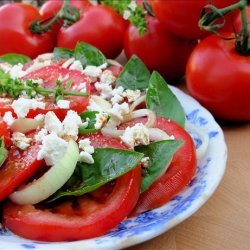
[199, 0, 250, 55]
[29, 0, 80, 34]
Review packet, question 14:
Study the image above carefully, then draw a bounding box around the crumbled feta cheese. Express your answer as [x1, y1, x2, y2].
[78, 138, 95, 164]
[100, 70, 116, 85]
[44, 111, 63, 135]
[62, 110, 82, 139]
[123, 10, 131, 20]
[12, 98, 46, 118]
[123, 89, 141, 103]
[83, 65, 102, 78]
[120, 123, 150, 149]
[35, 128, 48, 142]
[69, 60, 83, 71]
[0, 98, 11, 104]
[34, 114, 45, 123]
[3, 111, 15, 126]
[12, 132, 32, 150]
[79, 151, 94, 164]
[32, 78, 44, 85]
[94, 112, 109, 130]
[110, 86, 125, 104]
[94, 82, 113, 99]
[108, 102, 130, 121]
[0, 62, 12, 73]
[98, 63, 108, 70]
[57, 100, 71, 109]
[128, 0, 137, 11]
[9, 64, 26, 79]
[141, 157, 150, 168]
[87, 98, 105, 112]
[37, 132, 68, 166]
[61, 58, 75, 68]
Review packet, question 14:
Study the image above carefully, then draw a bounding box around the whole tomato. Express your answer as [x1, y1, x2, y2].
[0, 3, 56, 58]
[40, 0, 91, 33]
[57, 5, 128, 59]
[186, 33, 250, 121]
[151, 0, 238, 39]
[124, 16, 197, 83]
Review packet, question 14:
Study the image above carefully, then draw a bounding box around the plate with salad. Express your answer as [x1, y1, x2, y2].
[0, 43, 227, 250]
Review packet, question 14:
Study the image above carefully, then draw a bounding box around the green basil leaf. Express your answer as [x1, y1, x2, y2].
[48, 148, 143, 202]
[53, 47, 74, 60]
[74, 42, 107, 68]
[146, 71, 186, 127]
[116, 55, 151, 90]
[136, 140, 183, 192]
[0, 53, 31, 65]
[0, 138, 7, 167]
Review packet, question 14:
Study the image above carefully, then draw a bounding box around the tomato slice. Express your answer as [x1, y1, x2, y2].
[0, 120, 12, 148]
[3, 133, 141, 241]
[0, 65, 91, 120]
[0, 143, 43, 202]
[120, 117, 197, 216]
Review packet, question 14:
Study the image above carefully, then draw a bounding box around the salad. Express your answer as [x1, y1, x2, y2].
[0, 42, 198, 242]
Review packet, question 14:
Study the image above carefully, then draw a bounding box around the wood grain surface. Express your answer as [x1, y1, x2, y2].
[127, 121, 250, 250]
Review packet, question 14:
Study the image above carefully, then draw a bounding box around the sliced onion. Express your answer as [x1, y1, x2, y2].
[185, 121, 209, 159]
[107, 59, 122, 67]
[10, 118, 42, 133]
[91, 95, 112, 111]
[148, 128, 174, 142]
[101, 127, 124, 138]
[9, 140, 79, 205]
[130, 95, 146, 112]
[61, 58, 75, 68]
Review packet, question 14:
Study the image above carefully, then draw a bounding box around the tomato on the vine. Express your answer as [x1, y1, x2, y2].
[57, 5, 128, 59]
[0, 3, 56, 58]
[186, 33, 250, 121]
[124, 16, 197, 83]
[151, 0, 238, 39]
[3, 134, 141, 241]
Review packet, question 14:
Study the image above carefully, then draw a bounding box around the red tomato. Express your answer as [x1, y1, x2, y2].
[40, 0, 92, 33]
[0, 3, 56, 58]
[22, 65, 90, 120]
[57, 5, 128, 59]
[151, 0, 238, 39]
[120, 117, 197, 216]
[124, 16, 197, 83]
[3, 134, 141, 241]
[0, 120, 12, 148]
[186, 33, 250, 121]
[0, 142, 43, 202]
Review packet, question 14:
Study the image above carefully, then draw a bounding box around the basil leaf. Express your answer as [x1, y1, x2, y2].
[116, 55, 150, 90]
[0, 138, 7, 167]
[79, 111, 99, 134]
[74, 42, 107, 68]
[53, 47, 74, 60]
[0, 53, 31, 65]
[136, 140, 183, 192]
[48, 148, 143, 202]
[146, 71, 186, 127]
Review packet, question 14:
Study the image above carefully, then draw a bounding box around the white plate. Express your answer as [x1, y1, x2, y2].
[0, 86, 227, 250]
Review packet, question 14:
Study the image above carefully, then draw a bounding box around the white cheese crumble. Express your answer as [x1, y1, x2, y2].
[123, 10, 131, 20]
[100, 70, 116, 85]
[37, 132, 68, 166]
[87, 98, 106, 112]
[8, 64, 26, 79]
[3, 111, 15, 126]
[34, 114, 45, 123]
[94, 112, 109, 130]
[44, 111, 63, 136]
[108, 102, 130, 121]
[83, 65, 102, 78]
[128, 0, 137, 11]
[62, 110, 83, 140]
[123, 89, 141, 103]
[69, 60, 83, 71]
[141, 157, 150, 168]
[57, 100, 71, 109]
[94, 82, 113, 100]
[12, 98, 46, 118]
[35, 128, 48, 142]
[110, 86, 124, 105]
[12, 132, 32, 150]
[120, 123, 150, 149]
[78, 138, 95, 164]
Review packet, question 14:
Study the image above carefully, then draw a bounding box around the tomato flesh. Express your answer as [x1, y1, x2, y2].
[3, 134, 141, 241]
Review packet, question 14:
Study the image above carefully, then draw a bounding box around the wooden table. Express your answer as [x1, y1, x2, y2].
[128, 118, 250, 250]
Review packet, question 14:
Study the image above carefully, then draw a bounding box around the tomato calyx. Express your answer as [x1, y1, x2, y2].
[199, 0, 250, 55]
[30, 0, 80, 34]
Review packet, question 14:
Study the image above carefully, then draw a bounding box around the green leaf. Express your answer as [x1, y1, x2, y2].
[0, 53, 31, 65]
[48, 148, 144, 202]
[136, 140, 183, 192]
[74, 42, 107, 68]
[53, 47, 74, 60]
[78, 111, 99, 134]
[0, 138, 7, 167]
[146, 71, 186, 127]
[116, 55, 151, 90]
